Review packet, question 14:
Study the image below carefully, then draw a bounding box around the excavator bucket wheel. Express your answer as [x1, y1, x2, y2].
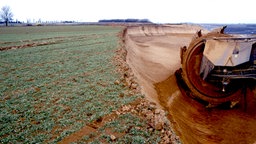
[181, 33, 242, 105]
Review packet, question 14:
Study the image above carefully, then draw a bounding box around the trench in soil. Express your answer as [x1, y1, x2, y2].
[124, 25, 256, 144]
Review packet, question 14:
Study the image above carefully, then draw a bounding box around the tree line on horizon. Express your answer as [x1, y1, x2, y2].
[0, 5, 153, 27]
[98, 19, 152, 23]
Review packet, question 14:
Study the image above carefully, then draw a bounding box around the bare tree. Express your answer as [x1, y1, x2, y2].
[0, 6, 14, 26]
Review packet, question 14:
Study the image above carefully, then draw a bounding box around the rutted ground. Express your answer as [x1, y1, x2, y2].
[123, 25, 256, 144]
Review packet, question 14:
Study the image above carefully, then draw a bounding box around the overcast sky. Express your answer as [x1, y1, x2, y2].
[0, 0, 255, 23]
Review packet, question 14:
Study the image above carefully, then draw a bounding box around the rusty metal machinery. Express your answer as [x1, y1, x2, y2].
[180, 26, 256, 106]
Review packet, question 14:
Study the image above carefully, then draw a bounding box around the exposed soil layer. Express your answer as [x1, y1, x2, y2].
[123, 25, 256, 144]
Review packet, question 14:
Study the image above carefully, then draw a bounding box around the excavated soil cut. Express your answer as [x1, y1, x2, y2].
[123, 25, 256, 144]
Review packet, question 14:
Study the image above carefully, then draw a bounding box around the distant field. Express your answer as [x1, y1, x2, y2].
[0, 25, 167, 143]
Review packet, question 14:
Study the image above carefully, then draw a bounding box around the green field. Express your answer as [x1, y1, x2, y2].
[0, 25, 167, 143]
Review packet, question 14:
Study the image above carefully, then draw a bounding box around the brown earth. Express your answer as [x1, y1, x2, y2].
[123, 25, 256, 144]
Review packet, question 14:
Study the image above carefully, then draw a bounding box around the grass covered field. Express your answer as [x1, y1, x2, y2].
[0, 25, 168, 143]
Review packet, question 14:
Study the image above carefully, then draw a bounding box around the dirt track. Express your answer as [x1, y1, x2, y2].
[124, 25, 256, 144]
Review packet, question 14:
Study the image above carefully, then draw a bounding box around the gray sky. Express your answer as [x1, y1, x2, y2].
[0, 0, 255, 23]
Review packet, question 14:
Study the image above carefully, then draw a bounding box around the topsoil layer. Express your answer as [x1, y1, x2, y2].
[123, 24, 256, 144]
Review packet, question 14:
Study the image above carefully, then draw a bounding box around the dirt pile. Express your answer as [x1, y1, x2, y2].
[123, 24, 256, 144]
[114, 34, 181, 143]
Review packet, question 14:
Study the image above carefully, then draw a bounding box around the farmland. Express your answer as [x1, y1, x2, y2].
[0, 25, 177, 143]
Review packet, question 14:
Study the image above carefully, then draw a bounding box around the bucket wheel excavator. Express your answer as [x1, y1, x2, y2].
[179, 26, 256, 107]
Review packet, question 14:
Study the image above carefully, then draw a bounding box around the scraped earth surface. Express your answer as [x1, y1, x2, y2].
[123, 25, 256, 144]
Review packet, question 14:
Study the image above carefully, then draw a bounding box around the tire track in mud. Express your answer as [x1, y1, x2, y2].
[124, 25, 256, 144]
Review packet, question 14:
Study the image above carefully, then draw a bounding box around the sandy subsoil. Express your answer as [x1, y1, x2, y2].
[123, 25, 256, 144]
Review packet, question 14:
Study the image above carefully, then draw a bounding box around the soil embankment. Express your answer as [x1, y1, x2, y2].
[123, 24, 256, 144]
